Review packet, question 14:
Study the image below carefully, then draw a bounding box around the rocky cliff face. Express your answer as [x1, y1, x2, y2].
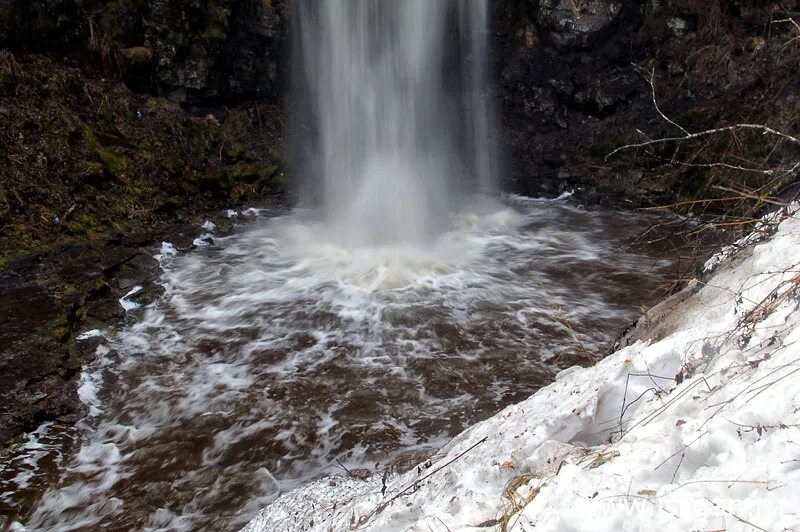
[493, 0, 800, 206]
[0, 0, 289, 105]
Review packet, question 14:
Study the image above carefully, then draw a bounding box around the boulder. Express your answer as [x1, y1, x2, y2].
[534, 0, 623, 49]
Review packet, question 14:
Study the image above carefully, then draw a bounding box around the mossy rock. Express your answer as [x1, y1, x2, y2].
[203, 3, 232, 41]
[267, 146, 288, 165]
[65, 221, 90, 236]
[80, 125, 130, 176]
[64, 213, 106, 236]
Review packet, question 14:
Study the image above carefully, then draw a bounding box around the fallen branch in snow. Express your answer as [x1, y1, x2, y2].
[727, 419, 800, 438]
[740, 270, 800, 327]
[602, 478, 775, 501]
[617, 368, 675, 438]
[353, 437, 489, 529]
[703, 497, 770, 532]
[653, 430, 709, 472]
[613, 375, 713, 441]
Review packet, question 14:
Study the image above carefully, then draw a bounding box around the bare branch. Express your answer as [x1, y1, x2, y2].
[639, 64, 690, 136]
[606, 123, 800, 161]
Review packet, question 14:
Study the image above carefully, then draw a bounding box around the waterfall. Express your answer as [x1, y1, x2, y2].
[293, 0, 496, 247]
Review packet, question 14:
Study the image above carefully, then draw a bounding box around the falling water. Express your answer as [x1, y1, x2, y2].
[294, 0, 497, 246]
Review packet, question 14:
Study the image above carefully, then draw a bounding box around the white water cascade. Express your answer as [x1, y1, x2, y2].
[293, 0, 497, 246]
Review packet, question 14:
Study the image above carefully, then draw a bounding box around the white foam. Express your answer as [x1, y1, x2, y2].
[154, 242, 178, 262]
[119, 285, 142, 311]
[76, 329, 103, 340]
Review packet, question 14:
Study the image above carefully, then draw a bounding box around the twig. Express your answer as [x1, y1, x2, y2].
[640, 64, 689, 136]
[704, 497, 769, 532]
[671, 453, 684, 483]
[654, 430, 708, 471]
[335, 458, 355, 478]
[358, 437, 489, 527]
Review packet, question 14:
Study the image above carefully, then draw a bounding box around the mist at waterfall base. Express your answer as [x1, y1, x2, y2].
[0, 3, 680, 531]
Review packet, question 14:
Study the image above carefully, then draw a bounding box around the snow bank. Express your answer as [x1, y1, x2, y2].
[244, 207, 800, 532]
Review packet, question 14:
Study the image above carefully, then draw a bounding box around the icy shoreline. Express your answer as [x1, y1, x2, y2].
[244, 205, 800, 532]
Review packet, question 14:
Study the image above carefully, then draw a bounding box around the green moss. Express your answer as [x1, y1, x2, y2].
[203, 26, 227, 40]
[65, 221, 89, 235]
[0, 69, 14, 91]
[0, 190, 9, 225]
[81, 161, 105, 181]
[202, 3, 231, 41]
[5, 432, 27, 449]
[225, 143, 245, 161]
[0, 49, 18, 92]
[267, 146, 287, 164]
[226, 161, 278, 181]
[80, 124, 130, 176]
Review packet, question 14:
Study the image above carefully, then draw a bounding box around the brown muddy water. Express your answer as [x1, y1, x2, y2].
[1, 196, 683, 531]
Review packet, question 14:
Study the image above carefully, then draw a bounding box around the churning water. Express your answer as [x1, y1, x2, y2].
[1, 2, 681, 531]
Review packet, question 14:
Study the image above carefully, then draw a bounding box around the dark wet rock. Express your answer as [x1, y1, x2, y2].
[0, 284, 81, 444]
[76, 334, 108, 355]
[128, 282, 166, 307]
[534, 0, 623, 49]
[195, 235, 215, 246]
[0, 0, 290, 105]
[144, 0, 289, 103]
[113, 253, 162, 291]
[0, 228, 199, 445]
